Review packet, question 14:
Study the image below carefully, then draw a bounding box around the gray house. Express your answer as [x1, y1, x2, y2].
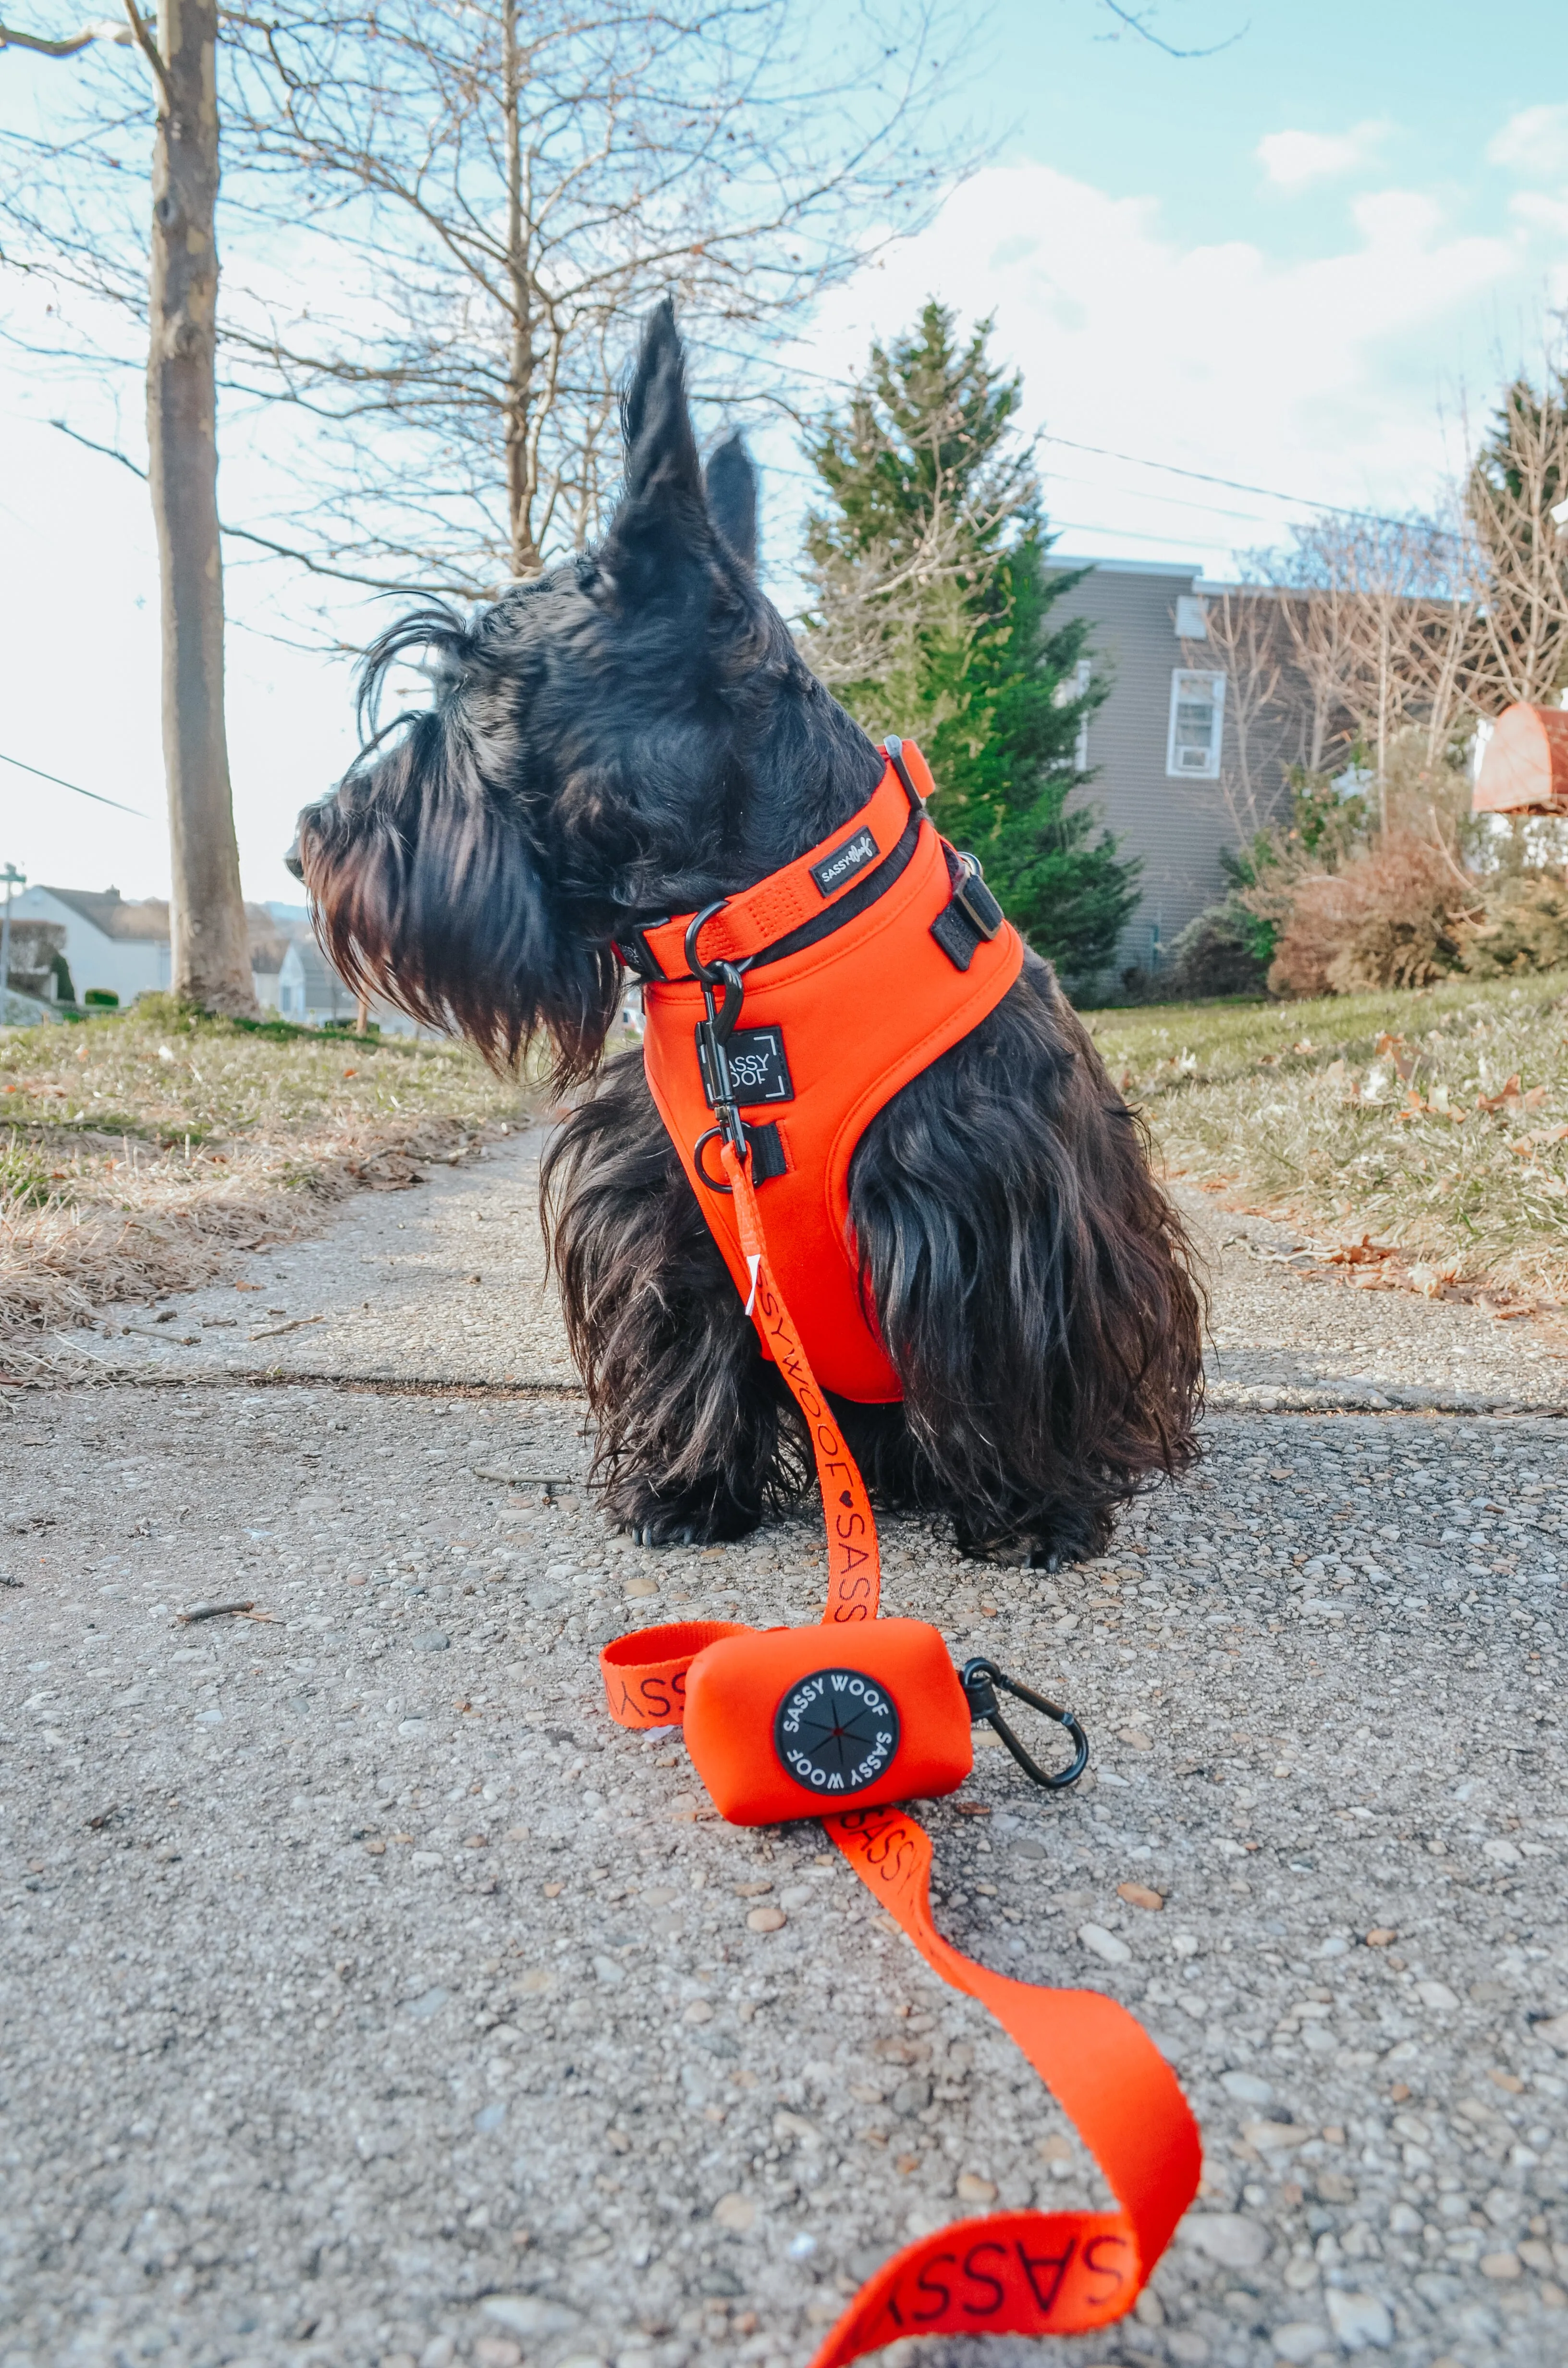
[1048, 560, 1306, 985]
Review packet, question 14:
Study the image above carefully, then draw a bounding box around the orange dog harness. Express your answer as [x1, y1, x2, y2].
[600, 1142, 1202, 2364]
[629, 740, 1024, 1402]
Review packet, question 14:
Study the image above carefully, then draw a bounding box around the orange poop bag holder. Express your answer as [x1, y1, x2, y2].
[600, 1136, 1201, 2366]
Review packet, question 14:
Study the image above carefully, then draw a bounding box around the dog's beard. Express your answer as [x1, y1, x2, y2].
[298, 712, 621, 1080]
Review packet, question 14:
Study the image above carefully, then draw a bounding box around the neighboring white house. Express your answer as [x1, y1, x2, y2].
[276, 939, 429, 1037]
[8, 886, 172, 1005]
[6, 886, 297, 1011]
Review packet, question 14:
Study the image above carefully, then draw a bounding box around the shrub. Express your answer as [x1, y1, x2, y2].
[83, 988, 120, 1009]
[1268, 834, 1472, 997]
[1461, 873, 1568, 976]
[1167, 900, 1272, 998]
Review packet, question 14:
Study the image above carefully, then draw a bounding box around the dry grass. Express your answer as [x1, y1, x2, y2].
[1084, 970, 1568, 1308]
[0, 999, 537, 1352]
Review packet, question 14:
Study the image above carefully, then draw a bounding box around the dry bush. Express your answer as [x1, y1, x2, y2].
[1167, 901, 1270, 999]
[1462, 873, 1568, 977]
[1268, 834, 1476, 998]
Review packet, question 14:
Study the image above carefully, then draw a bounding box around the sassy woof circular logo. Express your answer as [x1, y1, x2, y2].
[773, 1667, 901, 1796]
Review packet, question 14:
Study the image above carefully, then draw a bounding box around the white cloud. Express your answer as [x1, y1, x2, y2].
[1510, 189, 1568, 240]
[1488, 104, 1568, 181]
[1255, 121, 1387, 190]
[799, 161, 1520, 575]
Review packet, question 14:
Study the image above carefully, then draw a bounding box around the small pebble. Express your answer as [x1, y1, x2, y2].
[1078, 1923, 1132, 1965]
[746, 1905, 786, 1933]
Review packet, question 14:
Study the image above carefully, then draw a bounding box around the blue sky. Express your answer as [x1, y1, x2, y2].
[3, 0, 1567, 901]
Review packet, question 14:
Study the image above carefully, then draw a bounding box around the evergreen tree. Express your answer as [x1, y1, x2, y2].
[801, 301, 1140, 980]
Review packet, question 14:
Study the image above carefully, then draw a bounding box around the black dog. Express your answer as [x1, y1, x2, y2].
[291, 301, 1202, 1563]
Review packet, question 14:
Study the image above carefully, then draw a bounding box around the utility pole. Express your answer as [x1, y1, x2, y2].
[0, 863, 24, 1009]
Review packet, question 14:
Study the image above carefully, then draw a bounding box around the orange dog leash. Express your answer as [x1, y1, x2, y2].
[600, 1139, 1201, 2362]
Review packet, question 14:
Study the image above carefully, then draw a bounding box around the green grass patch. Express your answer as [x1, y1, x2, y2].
[0, 998, 551, 1344]
[1082, 970, 1568, 1300]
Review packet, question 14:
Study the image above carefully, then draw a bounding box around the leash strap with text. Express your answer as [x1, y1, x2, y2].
[601, 1139, 1201, 2363]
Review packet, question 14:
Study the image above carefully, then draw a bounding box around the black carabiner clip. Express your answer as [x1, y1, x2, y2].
[685, 899, 752, 1189]
[959, 1657, 1090, 1791]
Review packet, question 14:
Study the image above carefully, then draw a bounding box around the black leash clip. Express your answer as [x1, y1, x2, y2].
[960, 1657, 1089, 1791]
[686, 899, 751, 1195]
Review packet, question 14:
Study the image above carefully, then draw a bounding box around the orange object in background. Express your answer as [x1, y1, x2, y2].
[1472, 703, 1568, 814]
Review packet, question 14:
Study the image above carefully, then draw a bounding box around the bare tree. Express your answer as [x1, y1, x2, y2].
[2, 0, 257, 1012]
[1266, 511, 1477, 835]
[207, 0, 969, 598]
[1463, 362, 1568, 713]
[1177, 583, 1323, 843]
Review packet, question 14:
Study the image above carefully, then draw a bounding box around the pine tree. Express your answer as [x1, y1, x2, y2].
[801, 302, 1140, 981]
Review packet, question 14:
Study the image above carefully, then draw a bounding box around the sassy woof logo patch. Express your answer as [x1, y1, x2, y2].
[809, 825, 880, 898]
[774, 1667, 900, 1795]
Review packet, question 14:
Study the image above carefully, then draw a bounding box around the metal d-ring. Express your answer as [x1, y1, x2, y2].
[693, 1125, 735, 1195]
[684, 898, 731, 986]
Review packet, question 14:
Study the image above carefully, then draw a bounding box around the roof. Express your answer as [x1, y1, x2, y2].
[36, 886, 171, 940]
[33, 886, 289, 964]
[1046, 556, 1205, 578]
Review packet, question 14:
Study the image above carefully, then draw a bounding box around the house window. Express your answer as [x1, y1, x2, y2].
[1167, 669, 1225, 778]
[1054, 656, 1092, 768]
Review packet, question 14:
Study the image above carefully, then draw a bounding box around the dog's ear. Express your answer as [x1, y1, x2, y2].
[704, 432, 758, 569]
[609, 298, 708, 570]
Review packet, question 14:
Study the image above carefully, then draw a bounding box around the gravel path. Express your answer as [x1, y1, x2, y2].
[3, 1132, 1566, 2368]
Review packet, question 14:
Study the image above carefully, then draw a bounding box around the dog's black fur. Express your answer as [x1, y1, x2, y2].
[292, 300, 1203, 1563]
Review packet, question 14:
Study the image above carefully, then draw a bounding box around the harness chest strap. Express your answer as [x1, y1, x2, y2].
[637, 739, 1024, 1405]
[601, 1139, 1202, 2364]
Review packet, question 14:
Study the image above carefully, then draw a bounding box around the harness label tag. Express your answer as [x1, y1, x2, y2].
[696, 1024, 794, 1107]
[810, 825, 880, 899]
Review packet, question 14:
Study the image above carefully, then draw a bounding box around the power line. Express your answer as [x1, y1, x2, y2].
[1036, 433, 1444, 533]
[0, 749, 151, 818]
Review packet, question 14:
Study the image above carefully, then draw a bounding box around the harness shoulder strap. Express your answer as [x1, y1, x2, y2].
[635, 752, 921, 978]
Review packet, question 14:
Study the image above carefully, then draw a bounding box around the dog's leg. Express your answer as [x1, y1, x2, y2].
[542, 1051, 801, 1545]
[848, 955, 1204, 1567]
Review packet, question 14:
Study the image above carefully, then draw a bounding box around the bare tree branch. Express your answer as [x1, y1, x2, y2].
[119, 0, 170, 105]
[0, 13, 128, 52]
[1096, 0, 1246, 59]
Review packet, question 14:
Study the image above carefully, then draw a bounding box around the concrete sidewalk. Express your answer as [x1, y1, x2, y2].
[2, 1133, 1565, 2368]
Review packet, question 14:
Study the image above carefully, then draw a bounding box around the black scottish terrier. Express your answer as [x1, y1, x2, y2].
[292, 301, 1202, 1563]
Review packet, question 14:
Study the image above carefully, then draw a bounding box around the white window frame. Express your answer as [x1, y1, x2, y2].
[1166, 668, 1225, 780]
[1055, 655, 1093, 769]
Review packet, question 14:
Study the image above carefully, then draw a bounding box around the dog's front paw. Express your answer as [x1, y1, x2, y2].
[614, 1479, 762, 1548]
[956, 1501, 1113, 1570]
[628, 1516, 704, 1549]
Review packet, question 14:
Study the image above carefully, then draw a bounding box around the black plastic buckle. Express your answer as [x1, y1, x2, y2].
[613, 921, 671, 983]
[959, 1657, 1089, 1790]
[950, 853, 1004, 943]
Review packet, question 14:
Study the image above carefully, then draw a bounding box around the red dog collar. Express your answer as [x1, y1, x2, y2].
[636, 740, 1025, 1402]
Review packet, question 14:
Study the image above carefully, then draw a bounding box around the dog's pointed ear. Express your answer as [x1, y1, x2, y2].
[612, 297, 706, 549]
[705, 432, 758, 569]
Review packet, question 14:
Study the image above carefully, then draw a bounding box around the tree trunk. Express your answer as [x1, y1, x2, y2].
[147, 0, 257, 1015]
[501, 0, 539, 579]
